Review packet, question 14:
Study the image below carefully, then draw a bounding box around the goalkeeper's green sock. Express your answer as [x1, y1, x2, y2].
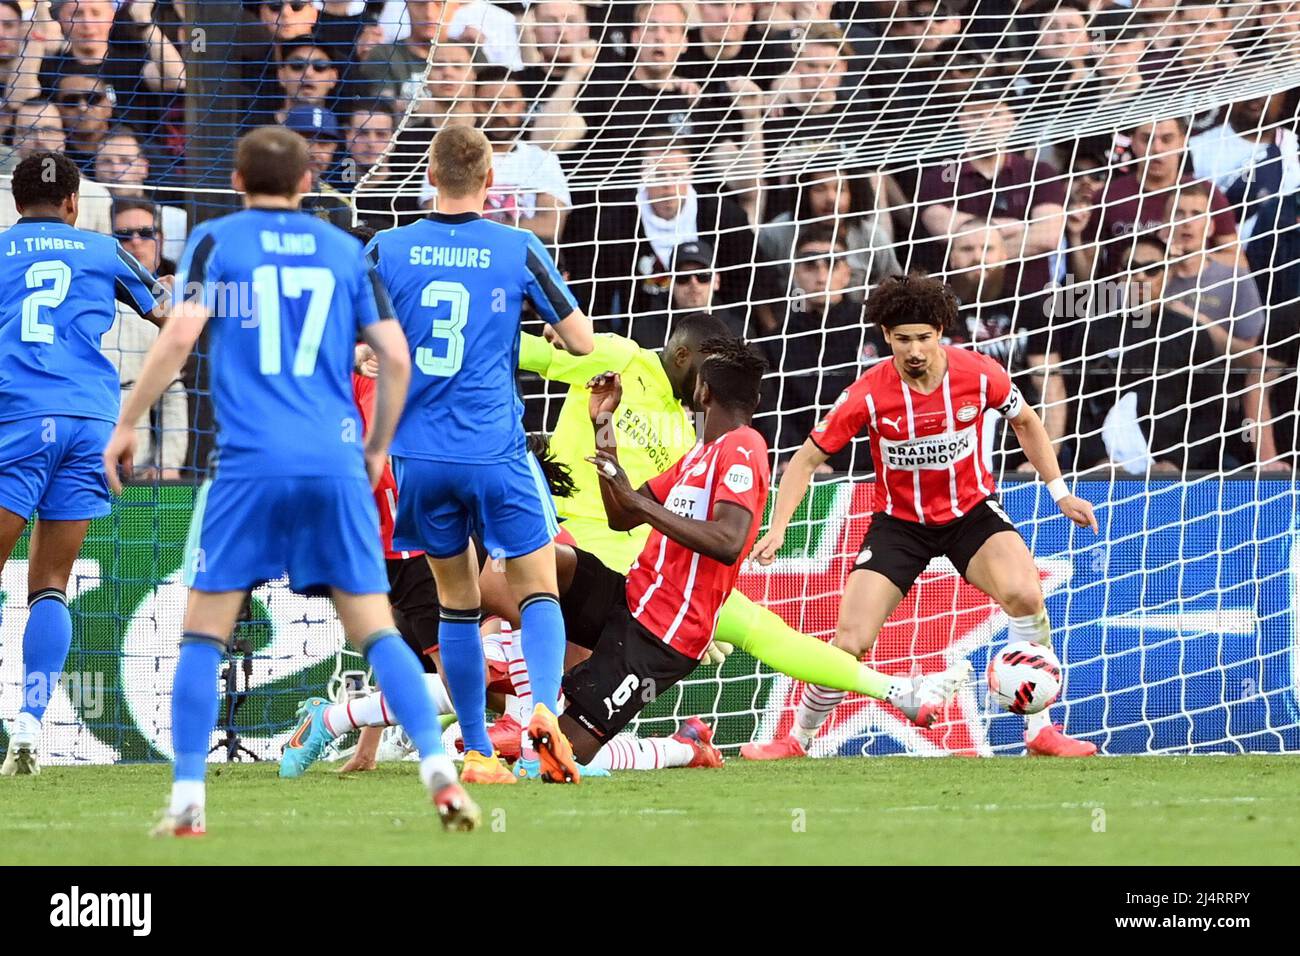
[715, 593, 897, 699]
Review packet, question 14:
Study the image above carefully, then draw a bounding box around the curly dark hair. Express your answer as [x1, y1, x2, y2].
[526, 433, 576, 500]
[865, 273, 958, 332]
[11, 151, 80, 211]
[699, 335, 768, 413]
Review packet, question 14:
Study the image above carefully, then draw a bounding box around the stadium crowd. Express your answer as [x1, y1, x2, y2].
[1, 0, 1297, 478]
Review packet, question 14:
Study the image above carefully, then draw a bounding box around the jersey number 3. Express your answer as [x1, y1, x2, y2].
[20, 260, 72, 344]
[416, 280, 469, 377]
[252, 264, 336, 376]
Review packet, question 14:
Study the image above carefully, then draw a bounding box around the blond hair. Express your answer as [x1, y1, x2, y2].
[429, 125, 492, 198]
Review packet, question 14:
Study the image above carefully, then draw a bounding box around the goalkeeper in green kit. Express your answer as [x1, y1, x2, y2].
[519, 312, 948, 709]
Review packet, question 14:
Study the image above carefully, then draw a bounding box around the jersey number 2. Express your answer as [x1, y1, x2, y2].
[20, 260, 72, 344]
[252, 264, 336, 376]
[415, 280, 468, 377]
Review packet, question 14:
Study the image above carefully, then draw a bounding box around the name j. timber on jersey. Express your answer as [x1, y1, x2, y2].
[879, 426, 977, 471]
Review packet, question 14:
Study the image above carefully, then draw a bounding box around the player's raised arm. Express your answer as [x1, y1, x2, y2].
[358, 318, 411, 488]
[519, 327, 637, 385]
[751, 438, 830, 565]
[521, 230, 593, 356]
[1007, 401, 1098, 532]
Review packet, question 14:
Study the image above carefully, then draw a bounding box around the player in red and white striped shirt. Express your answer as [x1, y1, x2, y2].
[528, 337, 773, 776]
[745, 274, 1100, 759]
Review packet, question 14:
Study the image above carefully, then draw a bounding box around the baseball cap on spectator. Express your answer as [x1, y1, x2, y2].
[283, 104, 341, 140]
[673, 240, 714, 270]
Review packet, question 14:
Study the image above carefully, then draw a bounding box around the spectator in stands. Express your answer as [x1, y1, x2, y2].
[1163, 182, 1289, 471]
[625, 238, 748, 348]
[917, 85, 1067, 307]
[759, 223, 875, 470]
[337, 97, 420, 229]
[679, 1, 757, 84]
[411, 37, 478, 127]
[0, 97, 112, 231]
[93, 125, 188, 261]
[42, 0, 185, 150]
[1075, 232, 1238, 475]
[1191, 95, 1300, 242]
[51, 70, 115, 171]
[577, 141, 757, 324]
[419, 66, 573, 244]
[517, 0, 596, 151]
[272, 34, 343, 124]
[1014, 0, 1093, 115]
[1090, 10, 1148, 102]
[240, 1, 321, 128]
[1072, 116, 1240, 282]
[1164, 0, 1239, 75]
[334, 96, 395, 189]
[0, 0, 41, 123]
[283, 102, 352, 226]
[364, 0, 520, 104]
[572, 1, 699, 181]
[760, 168, 900, 298]
[766, 22, 856, 151]
[256, 0, 319, 44]
[105, 198, 186, 480]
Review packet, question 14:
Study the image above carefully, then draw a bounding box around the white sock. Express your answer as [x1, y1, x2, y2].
[587, 734, 694, 771]
[423, 673, 454, 715]
[324, 694, 392, 735]
[792, 684, 846, 745]
[169, 779, 205, 815]
[8, 711, 40, 746]
[504, 629, 538, 758]
[419, 753, 458, 791]
[1008, 610, 1052, 648]
[1025, 709, 1053, 737]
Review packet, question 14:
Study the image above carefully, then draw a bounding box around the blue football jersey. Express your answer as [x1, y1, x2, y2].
[175, 208, 392, 479]
[366, 212, 578, 464]
[0, 216, 163, 424]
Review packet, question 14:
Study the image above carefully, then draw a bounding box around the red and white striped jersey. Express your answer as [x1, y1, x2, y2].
[625, 426, 770, 660]
[352, 373, 424, 561]
[810, 346, 1023, 525]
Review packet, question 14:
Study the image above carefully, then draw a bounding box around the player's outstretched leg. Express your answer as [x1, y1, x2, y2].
[581, 718, 724, 773]
[280, 674, 454, 778]
[963, 535, 1097, 757]
[742, 569, 910, 760]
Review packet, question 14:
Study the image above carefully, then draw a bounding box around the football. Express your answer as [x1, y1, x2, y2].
[987, 642, 1063, 715]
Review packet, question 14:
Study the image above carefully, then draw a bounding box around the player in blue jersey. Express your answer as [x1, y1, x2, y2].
[366, 126, 594, 784]
[0, 152, 166, 777]
[103, 127, 479, 834]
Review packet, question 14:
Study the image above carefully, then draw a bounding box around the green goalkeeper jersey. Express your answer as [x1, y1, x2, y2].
[518, 332, 696, 528]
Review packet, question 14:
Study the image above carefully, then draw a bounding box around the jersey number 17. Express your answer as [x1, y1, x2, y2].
[252, 264, 335, 376]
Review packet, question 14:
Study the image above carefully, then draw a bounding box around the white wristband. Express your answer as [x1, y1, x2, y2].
[1046, 477, 1070, 503]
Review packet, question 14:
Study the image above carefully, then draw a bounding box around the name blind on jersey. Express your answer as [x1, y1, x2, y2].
[260, 231, 317, 255]
[408, 245, 493, 267]
[5, 236, 88, 255]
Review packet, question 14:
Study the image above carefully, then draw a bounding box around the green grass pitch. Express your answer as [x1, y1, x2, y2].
[3, 756, 1297, 865]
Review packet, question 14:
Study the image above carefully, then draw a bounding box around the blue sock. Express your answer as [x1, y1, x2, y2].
[436, 607, 492, 755]
[21, 589, 73, 722]
[363, 629, 445, 758]
[172, 633, 223, 782]
[520, 593, 566, 713]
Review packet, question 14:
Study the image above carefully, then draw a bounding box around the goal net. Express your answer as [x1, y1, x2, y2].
[2, 0, 1299, 762]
